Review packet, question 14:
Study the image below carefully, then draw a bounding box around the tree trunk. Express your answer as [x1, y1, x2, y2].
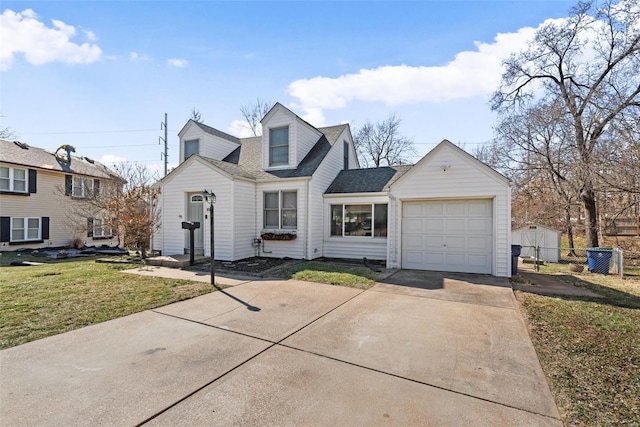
[581, 186, 599, 248]
[565, 207, 577, 257]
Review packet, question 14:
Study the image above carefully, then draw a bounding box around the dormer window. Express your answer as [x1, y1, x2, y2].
[184, 139, 199, 161]
[269, 127, 289, 166]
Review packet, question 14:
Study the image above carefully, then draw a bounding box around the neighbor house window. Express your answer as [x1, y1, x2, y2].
[93, 218, 112, 238]
[72, 176, 94, 198]
[0, 166, 27, 192]
[269, 127, 289, 166]
[330, 204, 387, 237]
[11, 217, 40, 242]
[343, 141, 349, 170]
[264, 191, 297, 229]
[183, 139, 199, 161]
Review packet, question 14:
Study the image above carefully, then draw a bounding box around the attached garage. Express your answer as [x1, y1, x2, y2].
[387, 140, 512, 277]
[402, 199, 493, 273]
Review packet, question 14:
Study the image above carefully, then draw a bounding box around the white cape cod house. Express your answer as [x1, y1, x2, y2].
[153, 103, 512, 276]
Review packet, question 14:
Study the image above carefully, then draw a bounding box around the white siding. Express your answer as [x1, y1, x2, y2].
[322, 194, 390, 261]
[389, 143, 511, 277]
[308, 128, 351, 259]
[294, 118, 322, 165]
[155, 160, 235, 260]
[232, 179, 257, 260]
[179, 124, 239, 163]
[0, 167, 118, 250]
[255, 180, 308, 259]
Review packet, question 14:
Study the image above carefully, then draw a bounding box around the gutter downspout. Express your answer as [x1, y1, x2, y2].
[305, 179, 310, 259]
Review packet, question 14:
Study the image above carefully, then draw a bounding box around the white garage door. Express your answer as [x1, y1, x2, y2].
[402, 200, 493, 274]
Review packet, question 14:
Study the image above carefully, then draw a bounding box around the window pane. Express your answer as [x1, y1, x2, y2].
[264, 210, 279, 227]
[269, 128, 288, 147]
[374, 204, 388, 237]
[0, 178, 8, 191]
[344, 205, 372, 236]
[270, 146, 289, 165]
[0, 167, 8, 178]
[282, 209, 297, 228]
[13, 169, 25, 180]
[13, 180, 25, 192]
[281, 192, 296, 209]
[330, 205, 343, 236]
[264, 192, 279, 209]
[184, 140, 199, 159]
[12, 218, 24, 241]
[27, 229, 39, 239]
[73, 177, 82, 197]
[27, 218, 39, 228]
[84, 179, 93, 194]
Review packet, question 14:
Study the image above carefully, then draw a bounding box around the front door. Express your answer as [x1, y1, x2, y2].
[186, 193, 204, 255]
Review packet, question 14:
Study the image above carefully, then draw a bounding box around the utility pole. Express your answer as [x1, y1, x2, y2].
[159, 113, 168, 176]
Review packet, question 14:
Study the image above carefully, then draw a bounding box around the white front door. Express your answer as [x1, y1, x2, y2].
[186, 193, 204, 254]
[401, 199, 493, 274]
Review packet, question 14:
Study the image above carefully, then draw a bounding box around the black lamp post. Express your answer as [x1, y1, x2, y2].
[203, 190, 216, 285]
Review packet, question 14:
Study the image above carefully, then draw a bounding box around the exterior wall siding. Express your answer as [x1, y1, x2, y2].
[255, 180, 308, 259]
[232, 179, 257, 260]
[295, 118, 322, 165]
[0, 167, 118, 250]
[155, 160, 235, 260]
[388, 144, 511, 277]
[179, 125, 239, 163]
[308, 128, 351, 259]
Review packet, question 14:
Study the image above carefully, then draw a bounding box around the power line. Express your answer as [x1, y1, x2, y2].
[21, 129, 179, 135]
[77, 143, 159, 149]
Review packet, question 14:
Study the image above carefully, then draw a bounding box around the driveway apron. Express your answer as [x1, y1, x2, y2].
[0, 272, 561, 426]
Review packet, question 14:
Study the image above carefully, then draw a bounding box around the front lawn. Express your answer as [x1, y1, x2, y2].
[516, 269, 640, 426]
[269, 260, 380, 289]
[0, 258, 214, 349]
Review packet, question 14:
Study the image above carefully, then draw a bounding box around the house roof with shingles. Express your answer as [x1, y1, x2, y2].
[325, 165, 413, 194]
[198, 124, 349, 181]
[0, 139, 120, 180]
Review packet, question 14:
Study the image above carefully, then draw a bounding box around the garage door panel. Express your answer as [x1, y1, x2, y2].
[402, 199, 493, 274]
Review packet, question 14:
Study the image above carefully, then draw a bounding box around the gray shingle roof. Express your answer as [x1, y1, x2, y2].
[0, 139, 119, 180]
[325, 165, 413, 194]
[205, 124, 349, 181]
[193, 121, 241, 144]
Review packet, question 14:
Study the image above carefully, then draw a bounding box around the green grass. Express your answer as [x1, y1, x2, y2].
[270, 260, 379, 289]
[516, 268, 640, 426]
[0, 258, 214, 349]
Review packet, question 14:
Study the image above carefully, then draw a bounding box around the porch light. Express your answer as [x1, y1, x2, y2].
[203, 190, 216, 204]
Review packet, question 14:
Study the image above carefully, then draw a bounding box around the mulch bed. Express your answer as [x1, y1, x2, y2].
[186, 257, 294, 274]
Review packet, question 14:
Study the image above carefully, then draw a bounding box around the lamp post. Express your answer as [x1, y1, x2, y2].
[203, 190, 216, 285]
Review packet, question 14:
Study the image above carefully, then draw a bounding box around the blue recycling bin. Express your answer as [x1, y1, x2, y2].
[511, 245, 522, 276]
[586, 248, 612, 274]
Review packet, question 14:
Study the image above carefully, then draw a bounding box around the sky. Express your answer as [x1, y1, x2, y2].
[1, 0, 576, 175]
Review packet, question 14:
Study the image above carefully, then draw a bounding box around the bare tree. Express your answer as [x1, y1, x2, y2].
[491, 0, 640, 248]
[189, 108, 202, 123]
[239, 98, 272, 136]
[0, 126, 16, 140]
[353, 114, 417, 167]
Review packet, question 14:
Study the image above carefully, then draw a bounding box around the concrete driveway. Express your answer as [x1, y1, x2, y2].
[0, 272, 562, 426]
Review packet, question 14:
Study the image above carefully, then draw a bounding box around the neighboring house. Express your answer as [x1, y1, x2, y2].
[0, 140, 120, 250]
[153, 103, 512, 276]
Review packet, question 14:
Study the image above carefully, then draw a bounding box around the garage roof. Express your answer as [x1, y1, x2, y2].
[325, 165, 412, 194]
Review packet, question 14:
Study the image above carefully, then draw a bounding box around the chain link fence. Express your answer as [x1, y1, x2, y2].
[515, 245, 637, 278]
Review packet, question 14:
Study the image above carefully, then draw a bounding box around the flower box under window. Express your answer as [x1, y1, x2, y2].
[261, 230, 297, 241]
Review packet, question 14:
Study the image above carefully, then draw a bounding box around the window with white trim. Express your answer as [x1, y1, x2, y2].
[183, 139, 199, 161]
[330, 204, 388, 237]
[264, 191, 297, 229]
[268, 127, 289, 166]
[11, 217, 40, 242]
[0, 166, 27, 192]
[93, 218, 112, 238]
[72, 176, 94, 198]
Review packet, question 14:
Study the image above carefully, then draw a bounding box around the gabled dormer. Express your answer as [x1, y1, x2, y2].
[261, 103, 323, 171]
[178, 120, 241, 164]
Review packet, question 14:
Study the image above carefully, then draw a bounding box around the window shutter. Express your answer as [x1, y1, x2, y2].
[65, 175, 72, 196]
[94, 179, 100, 197]
[29, 169, 37, 193]
[0, 217, 10, 242]
[42, 217, 50, 240]
[87, 218, 94, 237]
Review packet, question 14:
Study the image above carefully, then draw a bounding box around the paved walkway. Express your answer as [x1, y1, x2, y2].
[0, 271, 562, 426]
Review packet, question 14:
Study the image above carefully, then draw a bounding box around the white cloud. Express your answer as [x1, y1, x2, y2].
[287, 24, 538, 124]
[130, 51, 152, 62]
[228, 119, 261, 138]
[167, 58, 188, 68]
[0, 9, 102, 71]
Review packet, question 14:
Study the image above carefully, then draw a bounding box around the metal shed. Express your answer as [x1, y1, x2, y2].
[512, 224, 562, 263]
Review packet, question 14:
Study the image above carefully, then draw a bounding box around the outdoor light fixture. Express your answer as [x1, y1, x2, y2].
[203, 190, 216, 285]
